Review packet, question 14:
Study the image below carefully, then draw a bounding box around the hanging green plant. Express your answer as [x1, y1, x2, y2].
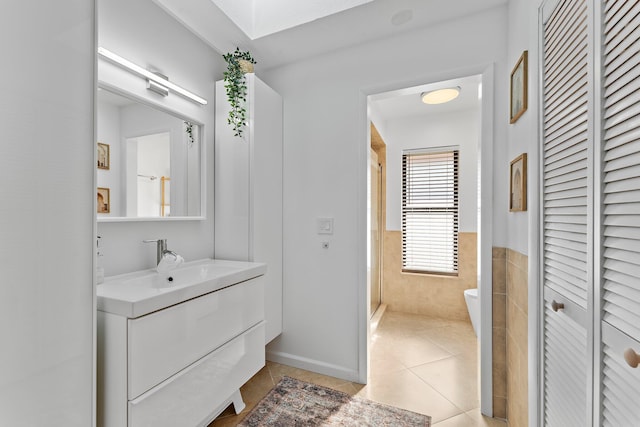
[184, 121, 194, 147]
[223, 47, 256, 138]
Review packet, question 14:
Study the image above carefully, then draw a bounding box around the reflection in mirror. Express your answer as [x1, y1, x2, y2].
[97, 86, 202, 219]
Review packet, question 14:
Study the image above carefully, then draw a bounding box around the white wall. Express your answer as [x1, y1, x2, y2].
[506, 0, 539, 256]
[382, 108, 480, 233]
[0, 1, 95, 425]
[97, 0, 225, 276]
[261, 6, 508, 380]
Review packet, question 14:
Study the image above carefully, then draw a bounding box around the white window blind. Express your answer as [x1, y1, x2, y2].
[401, 149, 459, 275]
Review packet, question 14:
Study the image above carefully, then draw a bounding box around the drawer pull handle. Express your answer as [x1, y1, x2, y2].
[551, 300, 564, 312]
[624, 348, 640, 368]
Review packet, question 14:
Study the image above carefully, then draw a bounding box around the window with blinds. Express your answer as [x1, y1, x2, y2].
[401, 149, 459, 275]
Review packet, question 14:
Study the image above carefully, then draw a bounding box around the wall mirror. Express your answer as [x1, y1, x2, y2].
[97, 85, 204, 221]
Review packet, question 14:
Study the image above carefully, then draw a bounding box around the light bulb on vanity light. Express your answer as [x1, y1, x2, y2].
[97, 47, 207, 105]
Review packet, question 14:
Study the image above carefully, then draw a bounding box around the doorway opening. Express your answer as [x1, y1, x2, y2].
[364, 70, 494, 417]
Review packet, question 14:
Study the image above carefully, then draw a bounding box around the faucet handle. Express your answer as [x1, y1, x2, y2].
[143, 239, 168, 266]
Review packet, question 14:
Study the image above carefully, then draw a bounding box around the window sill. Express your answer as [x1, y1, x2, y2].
[401, 269, 459, 278]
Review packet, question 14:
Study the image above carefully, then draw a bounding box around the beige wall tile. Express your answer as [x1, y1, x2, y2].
[507, 249, 527, 270]
[493, 396, 507, 419]
[493, 258, 507, 294]
[382, 231, 477, 321]
[492, 327, 507, 399]
[506, 301, 528, 355]
[493, 293, 506, 329]
[492, 246, 508, 420]
[505, 249, 528, 427]
[506, 252, 528, 315]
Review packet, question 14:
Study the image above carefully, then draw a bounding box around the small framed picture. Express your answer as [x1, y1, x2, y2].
[97, 142, 110, 170]
[510, 153, 527, 212]
[97, 187, 110, 213]
[510, 51, 528, 124]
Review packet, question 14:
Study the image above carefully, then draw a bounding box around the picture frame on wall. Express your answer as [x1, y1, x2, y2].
[97, 187, 110, 214]
[97, 142, 110, 170]
[510, 51, 528, 124]
[510, 153, 527, 212]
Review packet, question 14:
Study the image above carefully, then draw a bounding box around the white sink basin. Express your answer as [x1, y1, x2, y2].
[97, 259, 266, 318]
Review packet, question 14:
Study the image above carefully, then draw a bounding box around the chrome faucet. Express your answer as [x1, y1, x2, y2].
[143, 238, 179, 265]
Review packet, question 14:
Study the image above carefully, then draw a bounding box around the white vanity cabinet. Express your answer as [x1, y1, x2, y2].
[97, 260, 267, 427]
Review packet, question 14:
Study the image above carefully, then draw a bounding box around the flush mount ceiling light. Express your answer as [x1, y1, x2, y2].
[391, 9, 413, 26]
[97, 47, 207, 105]
[421, 87, 461, 105]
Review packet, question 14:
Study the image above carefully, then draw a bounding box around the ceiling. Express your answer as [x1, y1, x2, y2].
[151, 0, 500, 122]
[153, 0, 506, 70]
[209, 0, 376, 40]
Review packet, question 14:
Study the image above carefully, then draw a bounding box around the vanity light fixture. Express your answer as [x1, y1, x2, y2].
[97, 47, 208, 105]
[147, 78, 169, 98]
[421, 86, 461, 105]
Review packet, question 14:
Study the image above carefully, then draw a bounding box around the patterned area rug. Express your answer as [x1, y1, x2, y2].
[238, 376, 431, 426]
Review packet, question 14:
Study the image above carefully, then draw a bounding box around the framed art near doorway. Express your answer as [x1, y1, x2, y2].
[509, 153, 527, 212]
[510, 51, 528, 124]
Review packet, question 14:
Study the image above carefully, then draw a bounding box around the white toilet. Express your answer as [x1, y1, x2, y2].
[464, 288, 479, 337]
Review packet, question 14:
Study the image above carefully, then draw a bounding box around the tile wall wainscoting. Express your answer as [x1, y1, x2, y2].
[492, 247, 507, 418]
[383, 232, 478, 320]
[492, 247, 528, 426]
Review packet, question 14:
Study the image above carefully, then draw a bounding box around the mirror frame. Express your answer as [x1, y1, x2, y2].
[96, 81, 207, 222]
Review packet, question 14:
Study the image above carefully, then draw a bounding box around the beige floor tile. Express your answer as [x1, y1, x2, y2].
[208, 414, 244, 427]
[465, 408, 508, 426]
[422, 323, 478, 356]
[236, 366, 275, 412]
[377, 311, 454, 335]
[368, 346, 408, 377]
[432, 409, 508, 427]
[356, 369, 464, 423]
[433, 413, 479, 427]
[209, 312, 508, 427]
[266, 361, 353, 391]
[411, 355, 479, 411]
[373, 330, 453, 368]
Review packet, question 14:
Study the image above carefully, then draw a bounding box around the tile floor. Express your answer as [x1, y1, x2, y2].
[209, 311, 506, 426]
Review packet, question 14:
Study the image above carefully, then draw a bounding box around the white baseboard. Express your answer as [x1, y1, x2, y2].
[370, 303, 387, 332]
[265, 350, 361, 383]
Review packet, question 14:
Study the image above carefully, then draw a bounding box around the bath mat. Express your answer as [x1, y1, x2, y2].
[238, 376, 431, 426]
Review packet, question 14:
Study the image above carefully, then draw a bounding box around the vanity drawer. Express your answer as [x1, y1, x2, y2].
[128, 276, 264, 399]
[128, 322, 265, 427]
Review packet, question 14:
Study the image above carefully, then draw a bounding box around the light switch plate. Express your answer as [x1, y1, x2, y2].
[317, 217, 334, 235]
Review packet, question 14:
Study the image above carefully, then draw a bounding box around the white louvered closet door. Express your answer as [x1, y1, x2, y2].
[600, 0, 640, 424]
[541, 0, 592, 425]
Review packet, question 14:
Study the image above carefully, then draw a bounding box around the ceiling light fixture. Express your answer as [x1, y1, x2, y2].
[391, 9, 413, 26]
[97, 47, 208, 105]
[421, 87, 461, 105]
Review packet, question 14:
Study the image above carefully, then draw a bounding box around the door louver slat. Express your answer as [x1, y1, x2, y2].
[601, 323, 640, 426]
[543, 306, 588, 427]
